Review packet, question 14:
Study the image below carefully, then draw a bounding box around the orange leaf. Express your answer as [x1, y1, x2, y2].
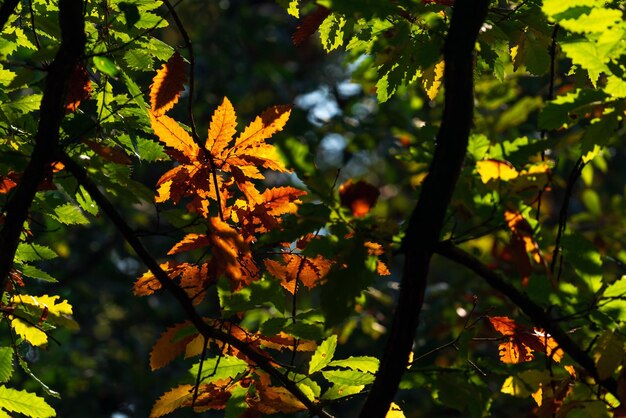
[150, 52, 187, 117]
[206, 97, 237, 157]
[233, 105, 291, 151]
[65, 63, 91, 113]
[133, 261, 179, 296]
[504, 209, 549, 285]
[150, 113, 199, 160]
[0, 176, 17, 194]
[264, 254, 332, 294]
[489, 316, 563, 364]
[167, 233, 210, 255]
[150, 321, 197, 371]
[339, 179, 380, 217]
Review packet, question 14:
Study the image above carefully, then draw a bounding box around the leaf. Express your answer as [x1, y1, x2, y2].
[64, 64, 91, 113]
[309, 334, 337, 374]
[189, 356, 249, 383]
[51, 203, 89, 225]
[264, 253, 333, 294]
[206, 97, 237, 157]
[150, 52, 186, 117]
[488, 316, 563, 364]
[20, 265, 57, 282]
[476, 159, 519, 183]
[16, 243, 57, 263]
[423, 59, 444, 101]
[386, 402, 406, 418]
[319, 13, 346, 52]
[167, 233, 210, 255]
[10, 294, 78, 330]
[85, 140, 132, 165]
[0, 348, 13, 384]
[338, 179, 380, 217]
[321, 369, 375, 386]
[0, 386, 55, 418]
[150, 321, 196, 370]
[150, 384, 194, 418]
[92, 56, 119, 77]
[10, 318, 47, 346]
[321, 384, 364, 400]
[292, 6, 331, 46]
[328, 356, 379, 373]
[149, 113, 199, 159]
[594, 330, 624, 380]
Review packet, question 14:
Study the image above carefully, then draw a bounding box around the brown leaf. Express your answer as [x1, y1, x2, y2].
[339, 179, 380, 217]
[65, 63, 91, 113]
[150, 321, 197, 371]
[150, 52, 187, 117]
[85, 140, 132, 165]
[292, 6, 331, 46]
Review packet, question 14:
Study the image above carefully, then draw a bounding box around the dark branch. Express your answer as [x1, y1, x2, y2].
[60, 153, 334, 418]
[435, 241, 620, 400]
[358, 1, 489, 416]
[0, 0, 85, 296]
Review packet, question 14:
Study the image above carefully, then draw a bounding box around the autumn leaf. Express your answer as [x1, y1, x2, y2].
[150, 321, 197, 371]
[476, 159, 519, 183]
[504, 209, 549, 285]
[292, 6, 331, 46]
[423, 60, 444, 101]
[488, 316, 563, 364]
[149, 114, 199, 160]
[150, 52, 187, 117]
[0, 176, 17, 194]
[84, 140, 132, 165]
[264, 253, 333, 294]
[150, 384, 194, 417]
[339, 179, 380, 217]
[65, 63, 91, 113]
[167, 233, 210, 255]
[206, 96, 237, 157]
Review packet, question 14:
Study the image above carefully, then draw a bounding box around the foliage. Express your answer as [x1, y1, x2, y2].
[0, 0, 625, 417]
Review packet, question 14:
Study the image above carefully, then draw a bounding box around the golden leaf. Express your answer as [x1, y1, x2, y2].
[150, 114, 199, 160]
[476, 159, 519, 183]
[206, 97, 238, 157]
[150, 384, 194, 418]
[167, 233, 210, 255]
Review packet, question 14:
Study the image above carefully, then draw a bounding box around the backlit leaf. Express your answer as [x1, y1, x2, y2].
[0, 386, 55, 418]
[0, 348, 13, 384]
[150, 321, 196, 371]
[150, 384, 194, 418]
[309, 334, 337, 374]
[149, 113, 199, 159]
[150, 52, 186, 117]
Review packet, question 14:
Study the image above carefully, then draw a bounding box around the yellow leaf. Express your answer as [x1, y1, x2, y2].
[150, 321, 196, 371]
[10, 294, 79, 330]
[476, 159, 519, 183]
[150, 52, 186, 117]
[386, 402, 406, 417]
[11, 318, 47, 346]
[206, 97, 237, 158]
[150, 384, 194, 418]
[423, 60, 444, 101]
[531, 385, 543, 406]
[149, 113, 199, 160]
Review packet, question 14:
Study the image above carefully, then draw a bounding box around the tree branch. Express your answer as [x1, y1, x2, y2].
[435, 241, 620, 400]
[358, 1, 489, 416]
[0, 0, 85, 296]
[60, 153, 334, 418]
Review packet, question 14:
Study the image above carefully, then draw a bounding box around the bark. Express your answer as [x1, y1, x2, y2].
[358, 1, 490, 415]
[0, 0, 85, 295]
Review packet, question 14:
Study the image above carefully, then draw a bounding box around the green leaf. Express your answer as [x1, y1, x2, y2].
[0, 348, 13, 384]
[308, 335, 337, 374]
[594, 330, 624, 380]
[538, 88, 606, 129]
[0, 386, 55, 418]
[188, 356, 248, 383]
[93, 56, 119, 77]
[51, 203, 89, 225]
[123, 48, 154, 71]
[224, 385, 248, 418]
[75, 186, 98, 216]
[319, 13, 346, 52]
[604, 276, 626, 298]
[20, 265, 57, 283]
[328, 356, 379, 373]
[321, 384, 364, 400]
[16, 357, 60, 399]
[321, 369, 375, 386]
[118, 2, 140, 28]
[16, 243, 57, 263]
